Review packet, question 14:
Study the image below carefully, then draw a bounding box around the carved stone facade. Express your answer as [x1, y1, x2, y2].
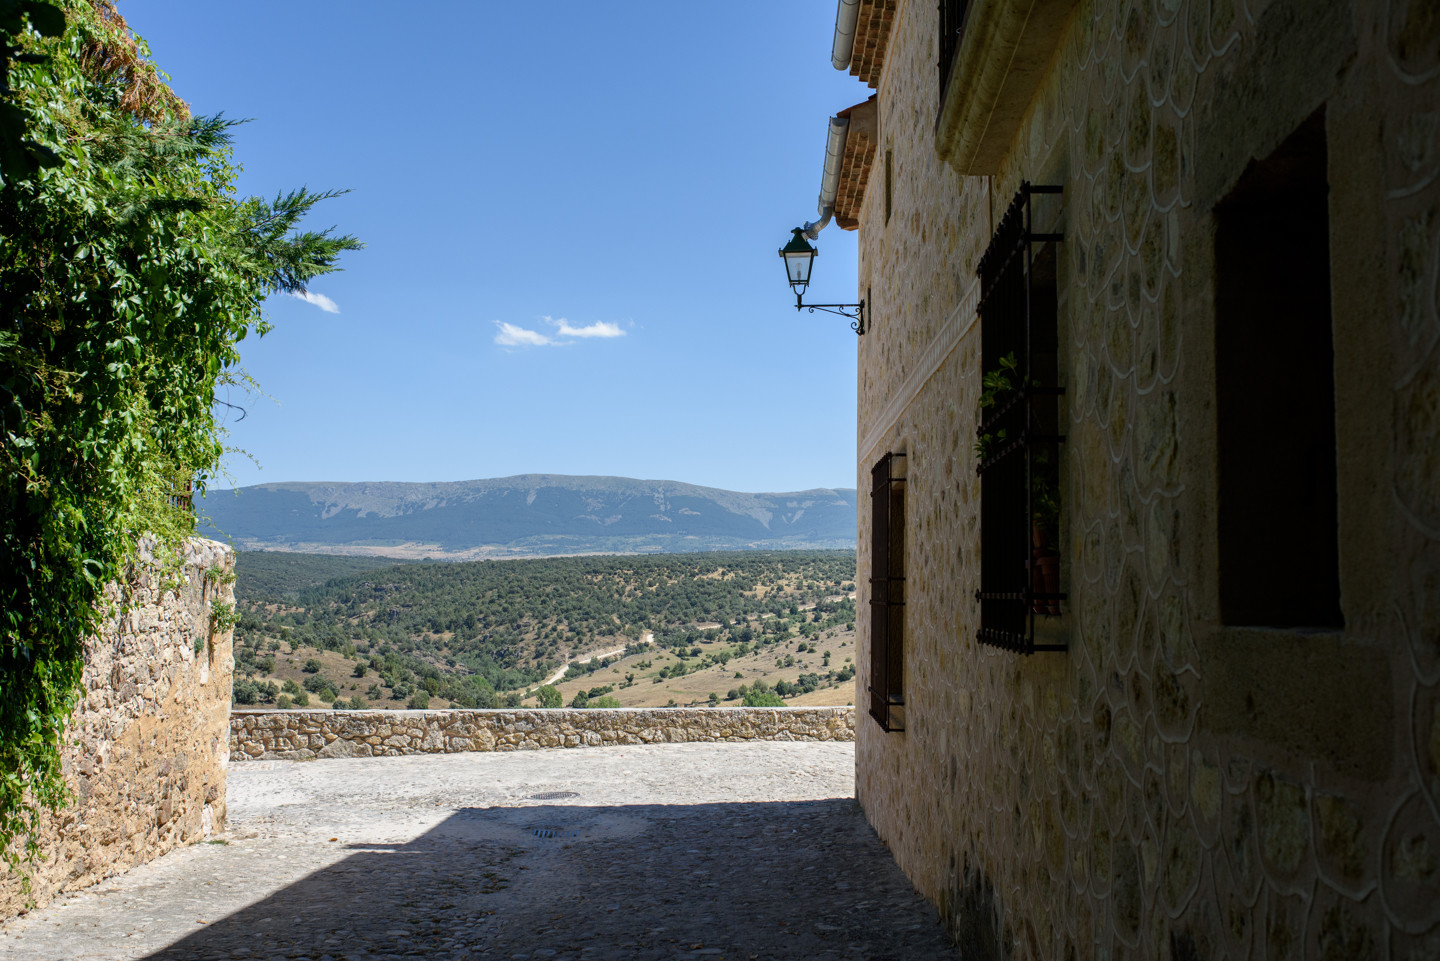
[840, 0, 1440, 956]
[0, 540, 234, 920]
[230, 707, 855, 760]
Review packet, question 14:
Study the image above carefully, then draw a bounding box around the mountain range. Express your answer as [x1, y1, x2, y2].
[198, 475, 857, 559]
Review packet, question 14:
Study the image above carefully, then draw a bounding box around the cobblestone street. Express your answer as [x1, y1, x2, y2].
[0, 742, 957, 961]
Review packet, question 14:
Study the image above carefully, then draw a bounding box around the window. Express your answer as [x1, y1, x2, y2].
[937, 0, 971, 108]
[869, 452, 906, 731]
[168, 475, 194, 510]
[884, 149, 894, 225]
[975, 184, 1066, 653]
[1215, 109, 1342, 628]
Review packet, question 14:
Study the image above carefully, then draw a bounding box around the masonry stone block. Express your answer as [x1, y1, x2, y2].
[230, 707, 854, 761]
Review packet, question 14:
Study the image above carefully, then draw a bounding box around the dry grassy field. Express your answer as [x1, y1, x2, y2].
[521, 624, 858, 709]
[237, 618, 857, 712]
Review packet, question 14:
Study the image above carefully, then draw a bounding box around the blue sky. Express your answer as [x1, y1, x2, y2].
[122, 1, 868, 494]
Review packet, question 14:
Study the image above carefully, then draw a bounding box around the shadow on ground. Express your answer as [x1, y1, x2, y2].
[141, 798, 956, 961]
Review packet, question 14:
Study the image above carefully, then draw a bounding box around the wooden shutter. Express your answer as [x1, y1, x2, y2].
[869, 452, 906, 731]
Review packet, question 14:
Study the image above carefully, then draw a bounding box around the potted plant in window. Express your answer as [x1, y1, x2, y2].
[977, 353, 1062, 616]
[974, 352, 1020, 463]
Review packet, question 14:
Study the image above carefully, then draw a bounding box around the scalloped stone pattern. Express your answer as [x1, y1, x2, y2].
[853, 0, 1440, 956]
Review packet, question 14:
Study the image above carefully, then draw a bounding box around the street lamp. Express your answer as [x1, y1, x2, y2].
[781, 228, 817, 296]
[778, 227, 865, 335]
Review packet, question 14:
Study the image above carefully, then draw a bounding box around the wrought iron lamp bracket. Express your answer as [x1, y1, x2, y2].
[794, 294, 866, 335]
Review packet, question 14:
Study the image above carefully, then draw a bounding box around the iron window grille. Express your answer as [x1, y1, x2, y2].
[869, 451, 906, 732]
[168, 476, 194, 511]
[974, 183, 1066, 654]
[938, 0, 971, 108]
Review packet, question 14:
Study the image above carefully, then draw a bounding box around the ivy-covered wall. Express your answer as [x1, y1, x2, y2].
[0, 540, 234, 920]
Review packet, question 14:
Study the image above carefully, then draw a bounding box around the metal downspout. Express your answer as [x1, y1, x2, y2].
[831, 0, 861, 71]
[803, 115, 850, 239]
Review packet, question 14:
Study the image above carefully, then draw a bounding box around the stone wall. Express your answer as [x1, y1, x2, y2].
[1, 539, 235, 920]
[854, 0, 1440, 956]
[230, 707, 855, 760]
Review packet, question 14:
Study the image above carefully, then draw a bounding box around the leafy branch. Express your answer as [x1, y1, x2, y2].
[974, 352, 1021, 461]
[979, 352, 1022, 411]
[208, 601, 240, 634]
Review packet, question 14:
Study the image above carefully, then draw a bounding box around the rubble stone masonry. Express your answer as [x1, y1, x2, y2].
[0, 540, 235, 920]
[230, 707, 855, 760]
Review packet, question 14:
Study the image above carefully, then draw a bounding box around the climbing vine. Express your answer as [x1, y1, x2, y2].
[0, 0, 359, 879]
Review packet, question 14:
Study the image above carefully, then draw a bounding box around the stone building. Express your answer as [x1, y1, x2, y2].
[794, 0, 1440, 955]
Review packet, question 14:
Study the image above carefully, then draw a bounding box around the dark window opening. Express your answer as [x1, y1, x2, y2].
[869, 452, 906, 732]
[1215, 109, 1342, 628]
[938, 0, 971, 108]
[884, 149, 894, 225]
[975, 184, 1066, 654]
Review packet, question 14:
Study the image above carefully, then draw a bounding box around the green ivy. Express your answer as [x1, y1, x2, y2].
[208, 601, 240, 634]
[203, 564, 236, 587]
[0, 1, 359, 883]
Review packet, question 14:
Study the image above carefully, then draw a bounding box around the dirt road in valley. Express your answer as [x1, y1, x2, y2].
[541, 632, 652, 687]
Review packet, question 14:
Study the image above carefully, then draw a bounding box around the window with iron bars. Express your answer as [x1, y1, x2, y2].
[938, 0, 971, 108]
[974, 183, 1066, 654]
[869, 452, 906, 731]
[168, 476, 194, 511]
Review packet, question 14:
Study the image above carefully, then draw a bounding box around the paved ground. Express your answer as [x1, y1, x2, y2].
[0, 742, 957, 961]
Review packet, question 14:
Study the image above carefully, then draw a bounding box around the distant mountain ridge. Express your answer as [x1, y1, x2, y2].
[199, 475, 857, 559]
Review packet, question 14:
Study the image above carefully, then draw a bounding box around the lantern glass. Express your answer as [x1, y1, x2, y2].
[785, 251, 812, 285]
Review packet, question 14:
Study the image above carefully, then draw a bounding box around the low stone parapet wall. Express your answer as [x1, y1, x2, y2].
[230, 707, 855, 760]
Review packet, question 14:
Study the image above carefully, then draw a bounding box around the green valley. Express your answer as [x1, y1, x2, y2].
[229, 550, 858, 710]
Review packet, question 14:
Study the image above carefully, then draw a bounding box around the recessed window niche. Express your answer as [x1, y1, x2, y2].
[1214, 109, 1343, 629]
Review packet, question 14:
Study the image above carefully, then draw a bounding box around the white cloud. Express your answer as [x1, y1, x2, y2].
[550, 316, 626, 339]
[290, 289, 340, 313]
[493, 322, 556, 347]
[493, 316, 629, 349]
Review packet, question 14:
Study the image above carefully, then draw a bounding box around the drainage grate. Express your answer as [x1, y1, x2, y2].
[527, 791, 579, 800]
[532, 827, 580, 839]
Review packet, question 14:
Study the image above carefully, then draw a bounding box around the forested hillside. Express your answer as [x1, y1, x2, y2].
[230, 550, 857, 709]
[229, 552, 416, 597]
[202, 476, 857, 558]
